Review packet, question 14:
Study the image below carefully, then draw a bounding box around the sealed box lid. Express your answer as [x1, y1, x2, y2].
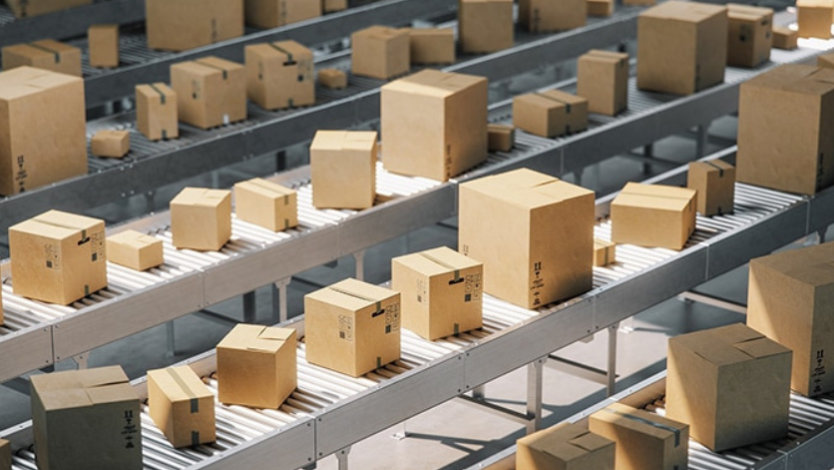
[11, 209, 103, 240]
[727, 3, 772, 19]
[171, 187, 231, 208]
[382, 69, 486, 98]
[236, 178, 295, 198]
[0, 66, 81, 100]
[108, 230, 160, 249]
[745, 64, 834, 97]
[217, 324, 296, 353]
[306, 278, 398, 311]
[311, 130, 377, 152]
[641, 1, 727, 22]
[147, 366, 212, 402]
[583, 49, 629, 63]
[249, 40, 311, 61]
[394, 246, 481, 277]
[751, 241, 834, 286]
[31, 366, 136, 411]
[671, 323, 791, 366]
[519, 422, 613, 461]
[613, 182, 696, 212]
[137, 82, 175, 101]
[592, 402, 688, 443]
[462, 168, 594, 209]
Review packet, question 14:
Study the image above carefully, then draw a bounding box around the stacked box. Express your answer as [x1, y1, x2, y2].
[611, 183, 697, 250]
[246, 40, 315, 110]
[147, 0, 243, 51]
[170, 57, 247, 129]
[351, 26, 410, 80]
[170, 187, 232, 251]
[136, 83, 179, 141]
[513, 90, 589, 138]
[577, 49, 629, 116]
[2, 39, 81, 76]
[148, 366, 215, 448]
[310, 130, 377, 209]
[459, 0, 513, 53]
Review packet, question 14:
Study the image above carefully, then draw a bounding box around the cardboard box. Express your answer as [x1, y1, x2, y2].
[9, 210, 107, 305]
[666, 323, 791, 451]
[381, 70, 487, 181]
[577, 50, 629, 116]
[0, 66, 86, 195]
[148, 366, 215, 448]
[170, 187, 232, 251]
[459, 0, 513, 53]
[487, 123, 514, 152]
[136, 83, 179, 141]
[305, 278, 401, 377]
[319, 68, 347, 89]
[587, 0, 614, 17]
[146, 0, 243, 51]
[323, 0, 348, 12]
[611, 183, 696, 251]
[459, 168, 594, 309]
[513, 90, 589, 138]
[170, 56, 247, 129]
[773, 26, 799, 49]
[392, 246, 483, 340]
[310, 130, 377, 209]
[245, 0, 322, 28]
[234, 177, 298, 231]
[106, 230, 164, 271]
[593, 239, 616, 267]
[407, 28, 455, 65]
[351, 26, 410, 80]
[91, 130, 130, 158]
[516, 422, 615, 470]
[519, 0, 586, 33]
[0, 438, 8, 470]
[819, 52, 834, 68]
[797, 0, 833, 39]
[88, 24, 119, 68]
[2, 39, 81, 76]
[727, 4, 773, 68]
[623, 0, 655, 6]
[30, 366, 141, 470]
[637, 2, 728, 95]
[687, 160, 735, 216]
[246, 40, 315, 110]
[6, 0, 91, 18]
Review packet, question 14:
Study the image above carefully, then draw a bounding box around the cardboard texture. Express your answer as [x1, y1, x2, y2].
[820, 53, 834, 68]
[577, 49, 629, 116]
[246, 40, 315, 110]
[106, 230, 164, 271]
[170, 187, 232, 251]
[136, 83, 179, 141]
[773, 26, 799, 49]
[234, 177, 298, 231]
[9, 210, 107, 305]
[516, 422, 615, 470]
[407, 28, 455, 64]
[488, 124, 515, 152]
[666, 323, 792, 451]
[459, 168, 595, 309]
[797, 0, 833, 39]
[0, 439, 9, 470]
[381, 70, 488, 181]
[513, 89, 589, 138]
[6, 0, 91, 18]
[351, 26, 410, 80]
[146, 0, 244, 51]
[519, 0, 586, 33]
[30, 366, 141, 470]
[687, 160, 735, 216]
[323, 0, 348, 12]
[623, 0, 655, 6]
[587, 0, 614, 17]
[611, 182, 697, 250]
[637, 1, 728, 95]
[310, 130, 377, 209]
[319, 68, 347, 89]
[170, 56, 247, 129]
[593, 239, 616, 267]
[245, 0, 322, 28]
[88, 24, 119, 68]
[727, 4, 773, 68]
[91, 130, 130, 158]
[392, 246, 483, 340]
[148, 366, 215, 448]
[2, 39, 81, 76]
[459, 0, 514, 53]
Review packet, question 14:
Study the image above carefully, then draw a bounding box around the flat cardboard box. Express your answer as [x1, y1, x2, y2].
[9, 210, 107, 305]
[146, 0, 243, 51]
[170, 56, 247, 129]
[136, 83, 179, 141]
[667, 323, 791, 451]
[593, 239, 616, 267]
[319, 68, 347, 89]
[687, 160, 735, 216]
[31, 366, 141, 470]
[727, 4, 773, 68]
[245, 0, 322, 28]
[6, 0, 91, 18]
[459, 168, 595, 309]
[88, 24, 119, 68]
[170, 187, 232, 251]
[392, 246, 483, 340]
[487, 124, 514, 152]
[577, 49, 629, 116]
[351, 26, 410, 80]
[773, 26, 799, 49]
[513, 89, 589, 138]
[797, 0, 833, 39]
[587, 0, 614, 17]
[407, 28, 455, 64]
[310, 130, 377, 209]
[637, 1, 728, 95]
[459, 0, 514, 53]
[0, 438, 8, 470]
[517, 422, 615, 470]
[234, 177, 298, 231]
[106, 230, 164, 271]
[519, 0, 586, 33]
[305, 278, 401, 377]
[323, 0, 348, 12]
[246, 40, 315, 110]
[148, 366, 215, 448]
[2, 39, 81, 76]
[611, 183, 696, 250]
[91, 130, 130, 158]
[381, 70, 487, 181]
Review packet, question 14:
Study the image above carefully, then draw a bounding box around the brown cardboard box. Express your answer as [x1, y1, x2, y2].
[0, 66, 86, 195]
[234, 177, 298, 231]
[487, 124, 514, 152]
[737, 64, 834, 195]
[666, 323, 791, 451]
[577, 50, 629, 116]
[136, 83, 179, 141]
[0, 438, 9, 470]
[819, 52, 834, 68]
[797, 0, 833, 39]
[407, 28, 455, 65]
[147, 366, 215, 448]
[30, 366, 141, 470]
[747, 242, 834, 396]
[519, 0, 586, 33]
[727, 4, 773, 68]
[9, 210, 107, 305]
[91, 130, 130, 158]
[170, 187, 232, 251]
[170, 56, 247, 129]
[459, 0, 514, 53]
[351, 26, 410, 80]
[587, 0, 614, 17]
[687, 160, 735, 216]
[589, 403, 689, 470]
[0, 287, 3, 326]
[246, 40, 315, 110]
[623, 0, 655, 6]
[381, 70, 487, 181]
[516, 422, 615, 470]
[319, 68, 347, 89]
[637, 1, 728, 95]
[323, 0, 348, 12]
[611, 183, 696, 251]
[392, 246, 483, 340]
[245, 0, 322, 28]
[773, 26, 799, 49]
[88, 24, 119, 68]
[310, 130, 377, 209]
[513, 90, 589, 138]
[459, 168, 595, 309]
[146, 0, 243, 51]
[106, 230, 164, 271]
[593, 239, 616, 267]
[6, 0, 91, 18]
[305, 278, 401, 377]
[2, 39, 81, 76]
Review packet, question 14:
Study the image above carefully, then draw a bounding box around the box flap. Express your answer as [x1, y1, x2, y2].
[109, 230, 160, 249]
[195, 56, 243, 74]
[520, 422, 611, 461]
[217, 324, 295, 353]
[381, 69, 486, 98]
[462, 168, 594, 209]
[641, 1, 727, 22]
[32, 366, 134, 410]
[539, 89, 588, 106]
[728, 3, 773, 18]
[148, 366, 212, 402]
[746, 64, 834, 96]
[237, 178, 295, 198]
[171, 187, 230, 208]
[272, 39, 312, 59]
[311, 130, 377, 152]
[0, 66, 81, 100]
[356, 25, 407, 39]
[674, 323, 790, 366]
[395, 246, 481, 277]
[307, 278, 397, 312]
[32, 39, 78, 54]
[752, 242, 834, 286]
[613, 182, 696, 211]
[10, 209, 102, 240]
[593, 403, 687, 444]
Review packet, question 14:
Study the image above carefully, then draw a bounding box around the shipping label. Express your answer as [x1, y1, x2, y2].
[531, 261, 544, 307]
[385, 303, 400, 334]
[14, 154, 26, 193]
[121, 409, 139, 449]
[90, 231, 105, 262]
[464, 273, 482, 302]
[416, 278, 427, 304]
[44, 243, 60, 270]
[338, 314, 354, 342]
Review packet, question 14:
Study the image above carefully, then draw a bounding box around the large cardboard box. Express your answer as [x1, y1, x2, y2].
[106, 230, 164, 271]
[407, 28, 455, 65]
[513, 90, 589, 138]
[170, 187, 232, 251]
[727, 4, 773, 68]
[773, 26, 799, 49]
[170, 56, 247, 129]
[319, 68, 347, 89]
[147, 366, 215, 448]
[310, 130, 377, 209]
[88, 24, 119, 68]
[392, 246, 483, 340]
[323, 0, 348, 12]
[587, 0, 614, 17]
[6, 0, 91, 18]
[0, 66, 86, 195]
[519, 0, 586, 33]
[0, 438, 9, 470]
[381, 70, 487, 181]
[797, 0, 833, 39]
[246, 40, 314, 110]
[2, 39, 81, 76]
[488, 124, 514, 152]
[351, 26, 410, 80]
[91, 130, 130, 158]
[637, 1, 728, 95]
[577, 50, 629, 116]
[459, 169, 595, 309]
[589, 403, 689, 470]
[687, 160, 735, 216]
[136, 83, 179, 141]
[593, 239, 616, 267]
[9, 210, 107, 305]
[245, 0, 322, 28]
[146, 0, 243, 51]
[305, 278, 401, 377]
[666, 323, 792, 451]
[459, 0, 513, 54]
[737, 64, 834, 195]
[30, 366, 141, 470]
[611, 183, 696, 251]
[234, 177, 298, 231]
[516, 422, 615, 470]
[820, 52, 834, 68]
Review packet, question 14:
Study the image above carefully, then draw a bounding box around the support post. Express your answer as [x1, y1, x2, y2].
[607, 323, 619, 397]
[243, 291, 256, 323]
[336, 447, 351, 470]
[73, 353, 88, 369]
[272, 278, 291, 324]
[642, 144, 654, 174]
[696, 123, 709, 158]
[353, 250, 366, 281]
[526, 357, 546, 434]
[166, 321, 176, 357]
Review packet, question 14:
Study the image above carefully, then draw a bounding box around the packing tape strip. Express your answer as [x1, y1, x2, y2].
[703, 160, 726, 177]
[167, 368, 201, 413]
[603, 408, 681, 446]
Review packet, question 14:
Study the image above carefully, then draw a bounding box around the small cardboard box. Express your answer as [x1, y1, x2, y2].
[577, 49, 629, 116]
[31, 366, 141, 470]
[773, 26, 799, 49]
[687, 160, 735, 216]
[727, 4, 773, 68]
[666, 323, 792, 452]
[351, 26, 410, 80]
[88, 24, 119, 68]
[234, 177, 298, 231]
[797, 0, 833, 39]
[147, 0, 243, 51]
[381, 69, 487, 181]
[245, 0, 322, 28]
[517, 422, 615, 470]
[6, 0, 91, 18]
[407, 28, 455, 65]
[519, 0, 586, 33]
[319, 68, 347, 89]
[459, 0, 514, 53]
[170, 187, 232, 251]
[148, 366, 215, 448]
[10, 210, 107, 305]
[170, 56, 247, 129]
[593, 239, 616, 267]
[611, 183, 696, 251]
[136, 83, 179, 141]
[392, 246, 483, 341]
[2, 39, 81, 76]
[459, 168, 595, 309]
[310, 130, 377, 209]
[487, 123, 514, 152]
[323, 0, 348, 12]
[246, 40, 315, 110]
[587, 0, 614, 17]
[0, 438, 10, 470]
[637, 1, 728, 95]
[106, 230, 164, 271]
[513, 89, 589, 138]
[91, 130, 130, 158]
[305, 278, 401, 377]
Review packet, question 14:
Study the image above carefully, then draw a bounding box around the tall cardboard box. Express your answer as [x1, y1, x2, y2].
[323, 0, 348, 12]
[0, 438, 9, 470]
[88, 24, 119, 68]
[459, 169, 595, 309]
[351, 26, 410, 80]
[459, 0, 514, 54]
[245, 0, 322, 29]
[687, 160, 735, 216]
[9, 210, 107, 305]
[637, 1, 728, 95]
[246, 40, 315, 110]
[381, 70, 487, 181]
[611, 183, 696, 251]
[519, 0, 586, 33]
[147, 366, 215, 448]
[310, 130, 377, 209]
[392, 246, 483, 340]
[587, 0, 614, 17]
[107, 230, 164, 271]
[407, 28, 455, 65]
[170, 187, 232, 251]
[30, 366, 141, 470]
[513, 90, 589, 138]
[305, 278, 401, 377]
[136, 83, 179, 141]
[516, 422, 615, 470]
[797, 0, 833, 39]
[666, 323, 792, 451]
[234, 177, 298, 231]
[2, 39, 81, 76]
[773, 26, 799, 50]
[727, 4, 773, 68]
[146, 0, 244, 51]
[170, 56, 247, 129]
[6, 0, 91, 18]
[577, 50, 629, 116]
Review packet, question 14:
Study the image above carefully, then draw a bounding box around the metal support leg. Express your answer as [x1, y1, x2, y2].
[353, 250, 366, 281]
[73, 353, 88, 369]
[526, 357, 545, 434]
[607, 323, 619, 397]
[243, 291, 256, 323]
[276, 150, 287, 172]
[696, 123, 710, 158]
[472, 385, 486, 400]
[336, 447, 351, 470]
[392, 420, 408, 440]
[144, 190, 156, 213]
[272, 278, 290, 324]
[211, 171, 220, 189]
[166, 321, 176, 357]
[642, 144, 654, 174]
[819, 228, 827, 244]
